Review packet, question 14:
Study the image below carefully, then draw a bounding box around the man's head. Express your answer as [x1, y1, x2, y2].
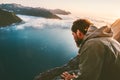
[71, 19, 92, 47]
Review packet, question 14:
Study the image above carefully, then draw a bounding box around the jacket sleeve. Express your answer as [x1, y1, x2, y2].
[75, 39, 106, 80]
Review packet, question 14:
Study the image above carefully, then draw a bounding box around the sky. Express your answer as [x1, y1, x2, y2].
[0, 0, 120, 18]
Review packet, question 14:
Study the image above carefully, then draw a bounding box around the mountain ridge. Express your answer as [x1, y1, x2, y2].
[0, 3, 70, 19]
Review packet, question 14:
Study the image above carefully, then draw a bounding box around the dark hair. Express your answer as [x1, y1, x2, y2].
[71, 19, 92, 34]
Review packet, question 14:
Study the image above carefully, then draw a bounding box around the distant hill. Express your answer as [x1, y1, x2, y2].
[49, 9, 71, 15]
[111, 19, 120, 42]
[0, 3, 62, 19]
[0, 9, 22, 27]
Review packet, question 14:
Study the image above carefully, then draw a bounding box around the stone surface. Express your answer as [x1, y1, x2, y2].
[0, 9, 22, 27]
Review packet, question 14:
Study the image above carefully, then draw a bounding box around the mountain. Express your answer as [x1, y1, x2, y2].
[0, 3, 62, 19]
[49, 9, 71, 15]
[111, 19, 120, 42]
[0, 9, 22, 27]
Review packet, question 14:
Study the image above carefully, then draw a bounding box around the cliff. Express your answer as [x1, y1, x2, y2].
[0, 9, 22, 27]
[0, 3, 62, 19]
[111, 19, 120, 42]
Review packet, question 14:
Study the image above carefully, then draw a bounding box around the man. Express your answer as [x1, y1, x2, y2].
[61, 19, 120, 80]
[34, 19, 120, 80]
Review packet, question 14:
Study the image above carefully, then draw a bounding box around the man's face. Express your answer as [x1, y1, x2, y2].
[72, 30, 84, 47]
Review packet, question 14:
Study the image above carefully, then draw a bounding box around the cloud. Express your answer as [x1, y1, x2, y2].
[0, 14, 115, 31]
[14, 15, 74, 30]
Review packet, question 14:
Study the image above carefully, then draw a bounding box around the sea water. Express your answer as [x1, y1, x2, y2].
[0, 15, 77, 80]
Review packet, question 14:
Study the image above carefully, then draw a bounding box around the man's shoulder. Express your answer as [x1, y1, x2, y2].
[83, 37, 119, 48]
[81, 38, 111, 50]
[84, 38, 103, 45]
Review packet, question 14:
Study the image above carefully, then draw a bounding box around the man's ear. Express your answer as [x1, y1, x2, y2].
[76, 29, 84, 39]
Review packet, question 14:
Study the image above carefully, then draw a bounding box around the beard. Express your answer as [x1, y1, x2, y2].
[75, 39, 83, 47]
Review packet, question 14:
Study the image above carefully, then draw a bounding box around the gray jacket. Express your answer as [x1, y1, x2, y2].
[76, 26, 120, 80]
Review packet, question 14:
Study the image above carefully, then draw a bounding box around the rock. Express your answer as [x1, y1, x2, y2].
[0, 9, 22, 27]
[33, 55, 79, 80]
[111, 19, 120, 42]
[0, 3, 62, 19]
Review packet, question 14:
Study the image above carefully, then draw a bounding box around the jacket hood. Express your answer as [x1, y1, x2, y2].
[84, 26, 113, 41]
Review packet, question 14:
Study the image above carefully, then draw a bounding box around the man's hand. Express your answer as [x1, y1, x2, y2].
[61, 71, 77, 80]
